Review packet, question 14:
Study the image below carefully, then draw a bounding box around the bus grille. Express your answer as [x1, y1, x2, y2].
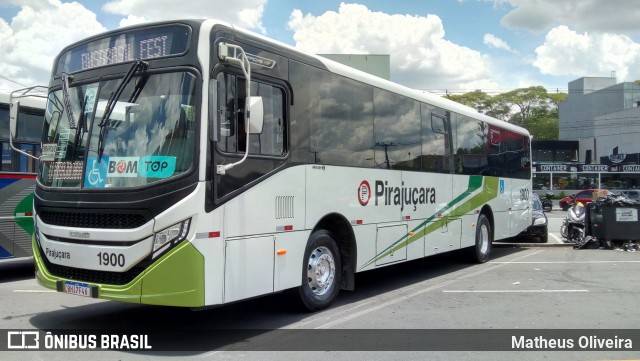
[39, 211, 147, 229]
[38, 247, 145, 285]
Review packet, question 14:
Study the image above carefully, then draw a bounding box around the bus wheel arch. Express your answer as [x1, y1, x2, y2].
[297, 214, 356, 311]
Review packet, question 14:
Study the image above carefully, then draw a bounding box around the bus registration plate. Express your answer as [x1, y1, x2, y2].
[64, 281, 90, 297]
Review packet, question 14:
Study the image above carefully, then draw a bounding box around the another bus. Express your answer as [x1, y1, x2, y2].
[0, 89, 46, 259]
[25, 19, 531, 310]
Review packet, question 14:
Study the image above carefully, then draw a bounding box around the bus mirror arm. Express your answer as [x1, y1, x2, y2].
[9, 101, 18, 139]
[216, 42, 263, 175]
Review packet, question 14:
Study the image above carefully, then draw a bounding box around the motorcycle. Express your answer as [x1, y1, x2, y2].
[560, 195, 585, 242]
[541, 192, 554, 212]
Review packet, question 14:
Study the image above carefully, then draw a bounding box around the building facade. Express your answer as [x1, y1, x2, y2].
[536, 77, 640, 193]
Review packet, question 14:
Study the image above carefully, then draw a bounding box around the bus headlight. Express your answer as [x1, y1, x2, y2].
[152, 219, 191, 258]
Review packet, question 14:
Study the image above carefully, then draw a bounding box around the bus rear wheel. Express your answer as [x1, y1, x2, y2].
[298, 230, 342, 312]
[467, 214, 492, 263]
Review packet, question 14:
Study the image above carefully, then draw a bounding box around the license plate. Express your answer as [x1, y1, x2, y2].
[64, 281, 91, 297]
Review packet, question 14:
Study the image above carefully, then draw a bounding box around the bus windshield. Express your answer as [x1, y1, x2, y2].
[39, 71, 197, 189]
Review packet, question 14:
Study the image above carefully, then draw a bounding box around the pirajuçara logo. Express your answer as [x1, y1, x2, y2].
[359, 180, 437, 211]
[358, 181, 371, 206]
[46, 248, 70, 260]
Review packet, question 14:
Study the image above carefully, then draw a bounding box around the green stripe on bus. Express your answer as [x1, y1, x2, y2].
[361, 176, 498, 269]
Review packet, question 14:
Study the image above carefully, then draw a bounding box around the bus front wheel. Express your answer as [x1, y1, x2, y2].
[297, 230, 342, 312]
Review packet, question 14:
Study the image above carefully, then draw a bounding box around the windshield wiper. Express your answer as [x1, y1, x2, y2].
[97, 59, 148, 160]
[72, 94, 88, 157]
[61, 73, 77, 129]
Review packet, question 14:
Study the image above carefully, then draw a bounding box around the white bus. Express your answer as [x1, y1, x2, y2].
[0, 88, 46, 260]
[25, 19, 531, 310]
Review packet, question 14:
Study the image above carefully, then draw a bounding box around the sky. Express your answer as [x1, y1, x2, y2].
[1, 0, 640, 95]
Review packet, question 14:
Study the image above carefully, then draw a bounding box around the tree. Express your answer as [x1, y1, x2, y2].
[446, 90, 492, 113]
[446, 90, 510, 121]
[521, 106, 560, 140]
[446, 86, 567, 140]
[496, 86, 549, 123]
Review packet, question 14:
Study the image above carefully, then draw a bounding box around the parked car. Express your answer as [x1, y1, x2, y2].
[522, 193, 548, 243]
[620, 190, 640, 201]
[559, 189, 610, 211]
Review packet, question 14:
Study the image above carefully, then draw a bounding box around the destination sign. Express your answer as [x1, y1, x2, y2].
[56, 25, 190, 74]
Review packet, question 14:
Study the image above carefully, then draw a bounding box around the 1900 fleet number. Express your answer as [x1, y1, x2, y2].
[97, 252, 125, 267]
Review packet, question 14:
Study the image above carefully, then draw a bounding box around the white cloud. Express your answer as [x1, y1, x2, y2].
[483, 33, 516, 53]
[287, 3, 495, 90]
[102, 0, 267, 33]
[118, 15, 149, 28]
[0, 0, 106, 91]
[0, 0, 269, 91]
[533, 25, 640, 81]
[489, 0, 640, 34]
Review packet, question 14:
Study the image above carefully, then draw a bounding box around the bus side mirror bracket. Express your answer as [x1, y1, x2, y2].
[216, 42, 258, 175]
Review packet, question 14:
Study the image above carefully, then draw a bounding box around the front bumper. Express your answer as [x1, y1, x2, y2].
[525, 224, 548, 237]
[33, 237, 205, 307]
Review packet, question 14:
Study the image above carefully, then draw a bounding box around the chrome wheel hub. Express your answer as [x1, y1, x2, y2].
[306, 246, 336, 296]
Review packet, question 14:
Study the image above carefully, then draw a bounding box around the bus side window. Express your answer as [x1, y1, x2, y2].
[236, 96, 246, 152]
[248, 81, 285, 156]
[215, 71, 286, 156]
[422, 106, 450, 174]
[216, 73, 237, 152]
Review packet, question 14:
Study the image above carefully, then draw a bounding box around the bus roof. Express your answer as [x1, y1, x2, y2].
[208, 19, 531, 138]
[53, 18, 530, 138]
[0, 91, 47, 110]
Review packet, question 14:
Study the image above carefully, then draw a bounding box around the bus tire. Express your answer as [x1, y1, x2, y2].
[467, 214, 492, 263]
[298, 230, 341, 312]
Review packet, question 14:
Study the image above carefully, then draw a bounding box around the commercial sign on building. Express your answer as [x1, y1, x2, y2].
[579, 165, 609, 172]
[534, 164, 640, 173]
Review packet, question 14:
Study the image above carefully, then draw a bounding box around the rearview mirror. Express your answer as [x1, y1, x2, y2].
[9, 101, 19, 139]
[246, 96, 263, 134]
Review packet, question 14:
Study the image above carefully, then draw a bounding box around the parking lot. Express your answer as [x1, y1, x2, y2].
[1, 231, 639, 360]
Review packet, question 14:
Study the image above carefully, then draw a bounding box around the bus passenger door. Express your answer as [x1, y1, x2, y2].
[421, 108, 455, 256]
[510, 179, 531, 237]
[506, 130, 531, 237]
[494, 178, 512, 240]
